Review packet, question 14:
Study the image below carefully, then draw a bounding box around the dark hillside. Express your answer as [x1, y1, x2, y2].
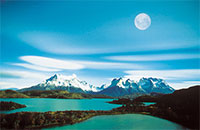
[156, 86, 200, 129]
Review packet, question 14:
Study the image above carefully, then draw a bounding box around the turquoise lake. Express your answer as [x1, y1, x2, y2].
[0, 98, 121, 114]
[44, 114, 186, 130]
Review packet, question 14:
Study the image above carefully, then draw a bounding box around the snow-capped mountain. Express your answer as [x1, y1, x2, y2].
[20, 74, 174, 97]
[97, 77, 174, 97]
[20, 74, 102, 93]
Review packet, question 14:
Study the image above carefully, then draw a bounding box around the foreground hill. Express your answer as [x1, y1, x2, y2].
[155, 85, 199, 129]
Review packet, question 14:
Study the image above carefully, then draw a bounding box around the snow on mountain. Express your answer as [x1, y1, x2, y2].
[99, 84, 109, 89]
[44, 74, 102, 92]
[21, 74, 102, 92]
[97, 77, 174, 97]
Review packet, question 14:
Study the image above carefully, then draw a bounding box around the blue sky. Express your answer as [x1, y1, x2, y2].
[0, 0, 199, 89]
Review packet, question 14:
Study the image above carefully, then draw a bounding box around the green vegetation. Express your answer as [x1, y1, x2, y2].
[0, 90, 112, 99]
[22, 90, 85, 99]
[0, 90, 29, 98]
[0, 110, 117, 129]
[0, 101, 26, 111]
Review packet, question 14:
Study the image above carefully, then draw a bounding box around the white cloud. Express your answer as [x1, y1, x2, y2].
[105, 53, 200, 61]
[76, 60, 146, 70]
[12, 55, 150, 72]
[0, 70, 51, 89]
[20, 56, 84, 70]
[13, 63, 61, 72]
[124, 69, 200, 89]
[124, 69, 200, 81]
[19, 32, 104, 54]
[1, 70, 49, 80]
[0, 82, 20, 89]
[168, 81, 200, 90]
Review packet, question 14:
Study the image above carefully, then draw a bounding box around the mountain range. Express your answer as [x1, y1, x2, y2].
[20, 74, 174, 97]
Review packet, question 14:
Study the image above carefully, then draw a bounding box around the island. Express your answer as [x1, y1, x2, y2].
[0, 101, 26, 111]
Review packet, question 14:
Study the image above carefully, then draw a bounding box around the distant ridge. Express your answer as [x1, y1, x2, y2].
[19, 74, 174, 97]
[0, 88, 19, 91]
[96, 77, 174, 97]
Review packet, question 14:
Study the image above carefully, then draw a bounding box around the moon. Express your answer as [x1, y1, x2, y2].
[134, 13, 151, 30]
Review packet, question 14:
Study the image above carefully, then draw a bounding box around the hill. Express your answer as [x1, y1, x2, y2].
[22, 90, 112, 99]
[0, 90, 30, 98]
[155, 85, 200, 129]
[0, 90, 112, 99]
[22, 90, 85, 99]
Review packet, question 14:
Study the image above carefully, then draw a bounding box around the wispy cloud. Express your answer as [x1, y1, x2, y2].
[19, 32, 103, 54]
[0, 70, 49, 80]
[124, 69, 200, 89]
[76, 60, 146, 70]
[12, 55, 150, 72]
[124, 69, 200, 81]
[0, 82, 20, 89]
[0, 72, 21, 79]
[13, 63, 61, 72]
[105, 53, 200, 61]
[19, 56, 84, 70]
[0, 70, 51, 89]
[168, 81, 200, 90]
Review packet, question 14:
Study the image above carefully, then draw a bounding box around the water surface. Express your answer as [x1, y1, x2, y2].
[44, 114, 185, 130]
[143, 102, 156, 106]
[0, 98, 121, 114]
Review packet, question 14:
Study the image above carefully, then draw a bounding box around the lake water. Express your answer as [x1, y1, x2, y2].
[44, 114, 185, 130]
[143, 102, 156, 106]
[0, 98, 121, 114]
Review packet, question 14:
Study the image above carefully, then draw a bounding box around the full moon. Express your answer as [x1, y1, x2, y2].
[134, 13, 151, 30]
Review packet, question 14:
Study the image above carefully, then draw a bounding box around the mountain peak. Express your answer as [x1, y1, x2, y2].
[102, 76, 175, 96]
[36, 74, 102, 92]
[46, 74, 77, 82]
